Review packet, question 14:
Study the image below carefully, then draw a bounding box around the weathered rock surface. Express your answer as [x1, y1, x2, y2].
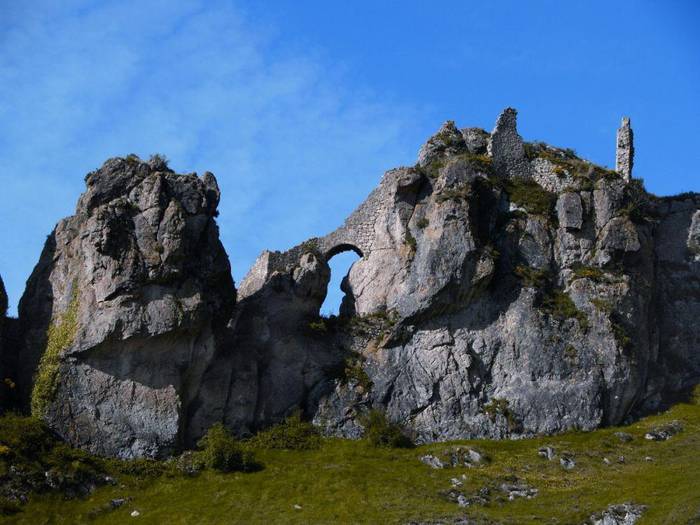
[588, 503, 646, 525]
[18, 156, 235, 457]
[14, 109, 700, 458]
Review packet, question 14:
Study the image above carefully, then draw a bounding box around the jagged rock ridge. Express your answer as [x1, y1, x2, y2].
[3, 109, 699, 458]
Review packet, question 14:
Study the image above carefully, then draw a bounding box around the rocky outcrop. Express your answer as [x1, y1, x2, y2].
[0, 275, 7, 399]
[18, 156, 235, 458]
[15, 109, 700, 458]
[0, 275, 6, 359]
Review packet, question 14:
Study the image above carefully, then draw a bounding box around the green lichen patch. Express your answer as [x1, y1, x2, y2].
[31, 292, 79, 418]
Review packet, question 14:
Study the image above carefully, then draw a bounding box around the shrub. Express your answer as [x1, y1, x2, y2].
[343, 356, 373, 392]
[416, 218, 429, 229]
[513, 265, 549, 289]
[541, 290, 589, 330]
[197, 423, 257, 473]
[504, 179, 557, 217]
[308, 318, 328, 333]
[360, 410, 414, 449]
[148, 153, 169, 170]
[483, 398, 520, 431]
[571, 265, 606, 282]
[436, 183, 472, 203]
[248, 412, 321, 450]
[404, 231, 417, 252]
[0, 413, 55, 459]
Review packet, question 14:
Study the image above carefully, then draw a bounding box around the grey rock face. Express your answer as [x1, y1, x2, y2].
[15, 108, 700, 458]
[0, 275, 6, 404]
[688, 210, 700, 259]
[556, 193, 583, 230]
[18, 156, 235, 458]
[460, 128, 490, 155]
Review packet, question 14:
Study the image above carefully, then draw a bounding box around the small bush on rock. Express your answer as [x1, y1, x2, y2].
[197, 423, 258, 473]
[360, 410, 414, 449]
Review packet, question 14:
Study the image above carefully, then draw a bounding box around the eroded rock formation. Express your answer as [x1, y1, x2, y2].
[17, 156, 235, 457]
[10, 109, 700, 458]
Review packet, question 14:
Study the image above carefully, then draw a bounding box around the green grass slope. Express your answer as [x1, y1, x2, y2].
[2, 390, 700, 524]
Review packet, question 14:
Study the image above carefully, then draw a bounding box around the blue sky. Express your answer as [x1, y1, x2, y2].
[0, 1, 698, 316]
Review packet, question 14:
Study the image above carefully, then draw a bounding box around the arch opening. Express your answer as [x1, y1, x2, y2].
[319, 247, 361, 317]
[325, 243, 363, 259]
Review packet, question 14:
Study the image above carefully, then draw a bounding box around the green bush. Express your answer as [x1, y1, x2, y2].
[513, 265, 549, 289]
[504, 179, 557, 217]
[541, 290, 589, 330]
[197, 423, 258, 473]
[342, 356, 373, 392]
[248, 412, 321, 450]
[0, 412, 55, 459]
[360, 410, 414, 449]
[571, 265, 606, 282]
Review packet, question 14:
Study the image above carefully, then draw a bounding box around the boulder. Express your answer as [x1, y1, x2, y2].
[589, 503, 646, 525]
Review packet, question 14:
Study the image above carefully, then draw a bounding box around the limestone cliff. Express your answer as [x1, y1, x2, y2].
[9, 110, 700, 458]
[17, 156, 235, 457]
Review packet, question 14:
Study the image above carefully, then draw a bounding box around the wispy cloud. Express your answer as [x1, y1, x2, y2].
[0, 0, 420, 314]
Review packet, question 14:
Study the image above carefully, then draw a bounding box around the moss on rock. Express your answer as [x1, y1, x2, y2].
[31, 291, 79, 418]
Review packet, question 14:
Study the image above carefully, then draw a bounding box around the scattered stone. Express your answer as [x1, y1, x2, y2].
[499, 481, 538, 500]
[450, 478, 463, 488]
[589, 502, 646, 525]
[560, 455, 576, 470]
[110, 499, 126, 509]
[644, 456, 653, 462]
[420, 455, 445, 469]
[538, 446, 556, 460]
[293, 504, 302, 510]
[614, 432, 633, 443]
[130, 510, 140, 518]
[617, 456, 626, 464]
[465, 448, 487, 466]
[644, 420, 683, 441]
[456, 494, 469, 508]
[602, 457, 611, 465]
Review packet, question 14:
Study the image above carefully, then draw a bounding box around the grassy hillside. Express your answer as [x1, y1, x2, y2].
[2, 390, 699, 524]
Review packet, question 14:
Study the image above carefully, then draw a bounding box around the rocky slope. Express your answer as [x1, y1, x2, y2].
[4, 110, 699, 458]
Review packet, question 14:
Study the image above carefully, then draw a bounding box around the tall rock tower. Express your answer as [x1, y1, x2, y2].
[616, 116, 634, 182]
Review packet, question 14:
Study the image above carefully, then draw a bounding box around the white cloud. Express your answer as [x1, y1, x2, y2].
[0, 0, 420, 314]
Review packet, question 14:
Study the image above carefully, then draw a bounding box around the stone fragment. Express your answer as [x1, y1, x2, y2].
[614, 432, 633, 443]
[560, 455, 576, 470]
[644, 420, 683, 441]
[589, 503, 646, 525]
[460, 127, 490, 154]
[556, 192, 583, 230]
[420, 455, 445, 469]
[537, 446, 556, 460]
